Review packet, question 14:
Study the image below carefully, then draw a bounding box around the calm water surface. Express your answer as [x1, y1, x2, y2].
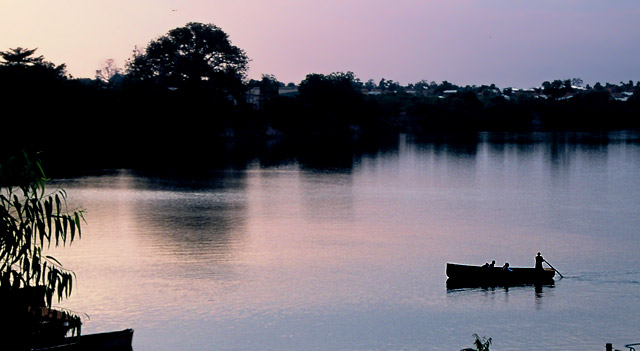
[50, 133, 640, 351]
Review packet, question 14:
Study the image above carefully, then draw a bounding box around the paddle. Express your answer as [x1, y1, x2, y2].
[543, 259, 564, 278]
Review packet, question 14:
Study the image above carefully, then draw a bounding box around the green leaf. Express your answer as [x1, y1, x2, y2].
[63, 215, 69, 233]
[23, 257, 30, 277]
[45, 255, 62, 266]
[41, 262, 48, 285]
[75, 212, 82, 238]
[55, 193, 62, 215]
[45, 197, 53, 229]
[70, 218, 76, 242]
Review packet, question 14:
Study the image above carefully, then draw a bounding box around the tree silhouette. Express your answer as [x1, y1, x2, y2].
[95, 58, 122, 83]
[0, 47, 44, 66]
[126, 22, 249, 99]
[0, 47, 66, 77]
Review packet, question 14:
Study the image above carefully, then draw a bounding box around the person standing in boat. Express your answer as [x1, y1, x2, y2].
[535, 252, 544, 270]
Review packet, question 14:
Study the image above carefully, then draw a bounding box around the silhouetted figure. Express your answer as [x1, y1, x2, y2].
[489, 260, 495, 268]
[535, 252, 544, 270]
[502, 262, 512, 271]
[482, 262, 489, 268]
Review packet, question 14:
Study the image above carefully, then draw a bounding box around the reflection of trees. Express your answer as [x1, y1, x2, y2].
[144, 200, 244, 249]
[129, 173, 249, 258]
[256, 135, 399, 172]
[413, 133, 480, 158]
[544, 132, 611, 173]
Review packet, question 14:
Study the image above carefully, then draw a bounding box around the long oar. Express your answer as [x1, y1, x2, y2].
[544, 259, 564, 278]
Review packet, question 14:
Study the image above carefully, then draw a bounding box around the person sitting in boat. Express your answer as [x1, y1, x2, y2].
[535, 252, 544, 270]
[489, 260, 495, 268]
[482, 262, 489, 268]
[502, 262, 512, 271]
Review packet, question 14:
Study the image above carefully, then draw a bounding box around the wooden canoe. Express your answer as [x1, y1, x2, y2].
[446, 263, 555, 285]
[31, 328, 134, 351]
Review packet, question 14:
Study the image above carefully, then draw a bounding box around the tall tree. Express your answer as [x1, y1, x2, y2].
[297, 72, 365, 136]
[258, 74, 282, 101]
[1, 47, 70, 152]
[0, 47, 44, 66]
[95, 58, 122, 83]
[0, 47, 66, 78]
[126, 22, 249, 98]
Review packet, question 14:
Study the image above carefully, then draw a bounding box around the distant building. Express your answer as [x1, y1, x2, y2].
[278, 86, 299, 97]
[613, 92, 633, 102]
[247, 87, 261, 107]
[247, 86, 299, 107]
[365, 89, 382, 95]
[512, 88, 536, 95]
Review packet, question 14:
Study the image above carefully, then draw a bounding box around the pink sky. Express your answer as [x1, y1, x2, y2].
[1, 1, 639, 88]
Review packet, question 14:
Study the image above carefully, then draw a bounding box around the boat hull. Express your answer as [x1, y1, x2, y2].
[31, 328, 134, 351]
[446, 263, 555, 285]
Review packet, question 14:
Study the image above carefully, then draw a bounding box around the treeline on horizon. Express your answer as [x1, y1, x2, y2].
[2, 22, 639, 172]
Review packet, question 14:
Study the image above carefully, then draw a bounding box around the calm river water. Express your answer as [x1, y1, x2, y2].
[49, 132, 640, 351]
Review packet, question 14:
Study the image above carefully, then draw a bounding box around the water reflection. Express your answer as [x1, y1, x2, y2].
[45, 131, 640, 351]
[299, 170, 355, 225]
[249, 135, 401, 172]
[412, 133, 480, 158]
[445, 280, 555, 292]
[125, 171, 250, 265]
[446, 281, 556, 310]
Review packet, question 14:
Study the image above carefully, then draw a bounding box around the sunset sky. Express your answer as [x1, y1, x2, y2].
[1, 1, 639, 88]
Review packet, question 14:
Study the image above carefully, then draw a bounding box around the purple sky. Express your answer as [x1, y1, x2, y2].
[1, 1, 639, 88]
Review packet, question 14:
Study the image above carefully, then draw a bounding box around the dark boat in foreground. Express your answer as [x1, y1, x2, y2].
[446, 263, 555, 286]
[31, 328, 134, 351]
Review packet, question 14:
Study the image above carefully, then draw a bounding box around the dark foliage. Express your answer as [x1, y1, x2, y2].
[125, 22, 248, 101]
[0, 151, 84, 349]
[1, 41, 639, 174]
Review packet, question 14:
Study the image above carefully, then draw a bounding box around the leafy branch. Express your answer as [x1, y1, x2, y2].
[0, 151, 85, 342]
[461, 334, 492, 351]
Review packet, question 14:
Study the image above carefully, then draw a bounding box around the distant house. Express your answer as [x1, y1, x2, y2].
[278, 86, 299, 97]
[512, 88, 536, 95]
[247, 87, 261, 107]
[246, 86, 299, 107]
[613, 92, 633, 102]
[437, 90, 458, 99]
